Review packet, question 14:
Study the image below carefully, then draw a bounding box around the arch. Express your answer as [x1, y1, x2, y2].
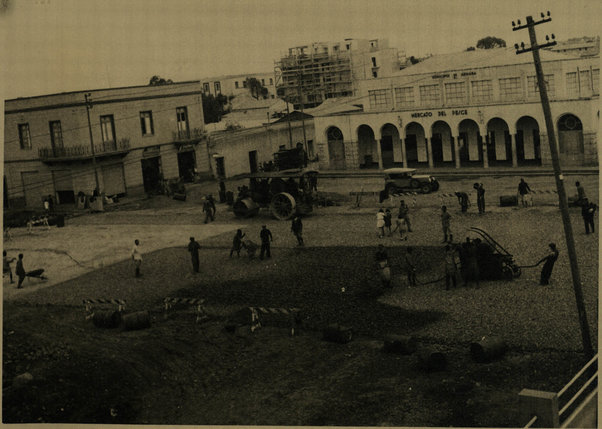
[380, 123, 400, 168]
[457, 119, 483, 166]
[357, 124, 377, 168]
[486, 117, 512, 166]
[430, 120, 454, 166]
[557, 114, 584, 166]
[326, 126, 346, 170]
[404, 122, 427, 167]
[515, 116, 541, 166]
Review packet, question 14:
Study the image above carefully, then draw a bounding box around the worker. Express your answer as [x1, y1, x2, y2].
[131, 239, 143, 278]
[581, 199, 597, 234]
[441, 205, 452, 243]
[538, 243, 559, 286]
[444, 244, 458, 290]
[398, 200, 412, 232]
[475, 183, 486, 214]
[291, 216, 304, 246]
[202, 197, 214, 224]
[16, 253, 26, 289]
[230, 229, 246, 257]
[187, 237, 201, 273]
[517, 178, 532, 208]
[375, 244, 391, 289]
[455, 191, 470, 213]
[259, 225, 273, 260]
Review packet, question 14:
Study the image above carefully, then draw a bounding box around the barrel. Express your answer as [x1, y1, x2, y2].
[470, 337, 507, 363]
[323, 324, 353, 344]
[417, 348, 447, 371]
[121, 311, 151, 331]
[383, 335, 417, 355]
[92, 310, 122, 329]
[233, 198, 260, 218]
[499, 195, 518, 207]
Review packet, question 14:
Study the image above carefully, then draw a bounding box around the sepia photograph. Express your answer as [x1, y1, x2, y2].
[1, 0, 600, 426]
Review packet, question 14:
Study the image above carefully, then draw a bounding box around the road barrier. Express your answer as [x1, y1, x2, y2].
[163, 297, 208, 323]
[83, 298, 126, 313]
[249, 306, 301, 335]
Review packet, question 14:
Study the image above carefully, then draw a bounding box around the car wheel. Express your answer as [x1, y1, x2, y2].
[410, 179, 420, 188]
[431, 180, 440, 191]
[420, 184, 431, 194]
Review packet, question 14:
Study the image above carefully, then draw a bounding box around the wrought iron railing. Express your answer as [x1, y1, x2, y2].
[172, 127, 205, 142]
[39, 137, 130, 160]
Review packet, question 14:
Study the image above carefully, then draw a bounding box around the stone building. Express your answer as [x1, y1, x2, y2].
[4, 81, 208, 208]
[312, 48, 599, 170]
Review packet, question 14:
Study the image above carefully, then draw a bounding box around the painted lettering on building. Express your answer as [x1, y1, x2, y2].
[431, 74, 450, 79]
[452, 109, 468, 115]
[461, 71, 477, 76]
[410, 112, 433, 118]
[410, 110, 468, 118]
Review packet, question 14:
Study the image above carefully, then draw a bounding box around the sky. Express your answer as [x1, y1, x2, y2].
[1, 0, 601, 100]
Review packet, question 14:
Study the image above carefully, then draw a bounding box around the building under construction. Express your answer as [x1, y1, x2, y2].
[275, 38, 406, 109]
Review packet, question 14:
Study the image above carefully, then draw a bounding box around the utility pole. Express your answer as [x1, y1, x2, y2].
[513, 12, 593, 357]
[275, 64, 294, 148]
[297, 69, 308, 154]
[84, 93, 101, 193]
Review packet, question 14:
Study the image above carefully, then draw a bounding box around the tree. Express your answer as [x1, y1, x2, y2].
[245, 77, 268, 99]
[149, 75, 173, 85]
[202, 93, 230, 124]
[476, 36, 507, 49]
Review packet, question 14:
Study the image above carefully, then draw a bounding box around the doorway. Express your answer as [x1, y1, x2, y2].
[215, 157, 226, 178]
[380, 137, 394, 168]
[248, 150, 258, 173]
[177, 150, 197, 182]
[141, 157, 162, 194]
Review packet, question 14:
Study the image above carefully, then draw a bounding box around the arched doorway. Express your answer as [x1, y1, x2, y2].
[516, 116, 541, 166]
[486, 118, 512, 166]
[557, 114, 584, 165]
[458, 119, 483, 166]
[381, 123, 400, 168]
[357, 125, 377, 168]
[431, 121, 454, 166]
[327, 126, 346, 170]
[405, 122, 427, 167]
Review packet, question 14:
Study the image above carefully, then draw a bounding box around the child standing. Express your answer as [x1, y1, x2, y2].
[376, 209, 385, 238]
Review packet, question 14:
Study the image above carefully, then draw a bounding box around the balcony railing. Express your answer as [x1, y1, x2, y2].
[172, 127, 206, 143]
[39, 138, 130, 161]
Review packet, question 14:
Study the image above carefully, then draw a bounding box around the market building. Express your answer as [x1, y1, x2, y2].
[4, 81, 208, 209]
[312, 47, 599, 170]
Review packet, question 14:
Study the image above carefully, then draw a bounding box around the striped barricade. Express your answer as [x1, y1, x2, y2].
[389, 191, 419, 208]
[249, 306, 301, 335]
[83, 298, 126, 320]
[163, 297, 208, 323]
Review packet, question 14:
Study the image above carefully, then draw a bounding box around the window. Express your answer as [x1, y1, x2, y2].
[235, 81, 239, 89]
[140, 111, 154, 136]
[100, 115, 115, 143]
[18, 123, 31, 149]
[566, 72, 578, 96]
[176, 106, 188, 132]
[243, 80, 247, 88]
[580, 70, 592, 95]
[261, 78, 265, 85]
[593, 69, 600, 95]
[203, 82, 209, 92]
[444, 82, 467, 105]
[471, 80, 492, 101]
[368, 89, 392, 109]
[527, 75, 555, 97]
[49, 120, 63, 149]
[498, 77, 523, 100]
[346, 44, 350, 50]
[419, 84, 441, 105]
[394, 87, 415, 107]
[372, 71, 378, 78]
[269, 78, 273, 85]
[214, 82, 221, 94]
[371, 57, 377, 67]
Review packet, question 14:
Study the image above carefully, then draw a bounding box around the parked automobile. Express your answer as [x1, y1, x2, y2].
[384, 168, 439, 195]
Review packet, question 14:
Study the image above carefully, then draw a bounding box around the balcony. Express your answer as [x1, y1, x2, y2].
[172, 127, 206, 143]
[39, 138, 130, 162]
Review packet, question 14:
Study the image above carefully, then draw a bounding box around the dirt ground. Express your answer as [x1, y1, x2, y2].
[2, 174, 599, 426]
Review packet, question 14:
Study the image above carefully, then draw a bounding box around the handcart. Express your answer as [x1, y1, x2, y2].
[468, 227, 521, 280]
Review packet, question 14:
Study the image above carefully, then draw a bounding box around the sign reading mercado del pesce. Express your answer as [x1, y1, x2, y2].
[410, 109, 469, 118]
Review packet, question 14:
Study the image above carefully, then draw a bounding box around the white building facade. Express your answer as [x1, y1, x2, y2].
[313, 49, 599, 170]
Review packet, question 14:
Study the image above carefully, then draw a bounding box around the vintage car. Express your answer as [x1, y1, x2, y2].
[384, 168, 439, 195]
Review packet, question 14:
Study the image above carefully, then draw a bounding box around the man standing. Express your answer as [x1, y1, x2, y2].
[581, 199, 597, 234]
[188, 237, 201, 273]
[475, 183, 486, 214]
[538, 243, 559, 286]
[441, 205, 452, 243]
[291, 216, 304, 246]
[131, 239, 143, 278]
[203, 197, 214, 224]
[259, 225, 273, 260]
[230, 229, 246, 257]
[375, 244, 391, 289]
[16, 253, 26, 288]
[398, 200, 412, 232]
[207, 194, 217, 220]
[444, 245, 458, 291]
[517, 178, 532, 208]
[455, 191, 470, 213]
